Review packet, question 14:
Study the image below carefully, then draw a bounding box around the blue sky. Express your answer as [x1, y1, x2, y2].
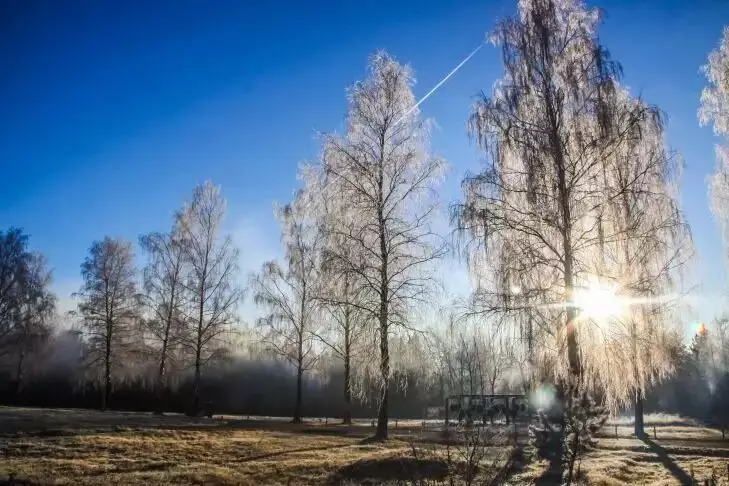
[1, 0, 728, 326]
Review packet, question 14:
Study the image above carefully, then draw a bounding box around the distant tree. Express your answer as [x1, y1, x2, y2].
[177, 181, 241, 415]
[75, 237, 138, 411]
[304, 176, 372, 425]
[313, 269, 370, 425]
[0, 229, 56, 391]
[432, 313, 512, 398]
[0, 228, 32, 347]
[8, 253, 55, 398]
[253, 193, 322, 423]
[319, 51, 446, 439]
[710, 372, 729, 439]
[139, 225, 187, 413]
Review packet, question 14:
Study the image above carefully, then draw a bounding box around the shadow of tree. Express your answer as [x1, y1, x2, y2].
[326, 457, 450, 485]
[641, 438, 693, 485]
[534, 444, 564, 486]
[531, 425, 566, 486]
[491, 446, 528, 485]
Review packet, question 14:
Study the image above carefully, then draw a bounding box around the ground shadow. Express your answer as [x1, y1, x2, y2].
[326, 457, 450, 485]
[534, 433, 565, 486]
[641, 437, 693, 485]
[491, 445, 528, 484]
[0, 476, 39, 485]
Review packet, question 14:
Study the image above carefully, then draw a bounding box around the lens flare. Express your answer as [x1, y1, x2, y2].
[530, 384, 556, 410]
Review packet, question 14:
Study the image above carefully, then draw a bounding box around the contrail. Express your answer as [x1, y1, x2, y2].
[395, 41, 485, 125]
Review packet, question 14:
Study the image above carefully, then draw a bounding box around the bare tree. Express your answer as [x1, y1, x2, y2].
[177, 181, 241, 415]
[75, 237, 138, 411]
[479, 326, 512, 396]
[6, 252, 55, 399]
[452, 0, 666, 401]
[702, 27, 729, 269]
[313, 270, 370, 424]
[304, 176, 373, 425]
[0, 228, 32, 347]
[139, 225, 187, 413]
[318, 51, 446, 439]
[433, 313, 512, 398]
[252, 192, 322, 423]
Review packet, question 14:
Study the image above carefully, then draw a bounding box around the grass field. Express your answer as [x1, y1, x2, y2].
[0, 407, 728, 485]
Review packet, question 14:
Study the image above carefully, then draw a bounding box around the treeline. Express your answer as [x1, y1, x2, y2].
[0, 319, 727, 431]
[0, 330, 441, 419]
[644, 325, 729, 432]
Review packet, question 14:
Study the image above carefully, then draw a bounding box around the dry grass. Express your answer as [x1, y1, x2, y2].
[0, 413, 414, 484]
[0, 407, 512, 485]
[1, 425, 413, 485]
[1, 408, 728, 485]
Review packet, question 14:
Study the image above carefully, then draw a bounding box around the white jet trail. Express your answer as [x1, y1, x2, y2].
[395, 41, 485, 125]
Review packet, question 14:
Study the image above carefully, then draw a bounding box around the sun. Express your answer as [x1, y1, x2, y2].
[573, 277, 624, 321]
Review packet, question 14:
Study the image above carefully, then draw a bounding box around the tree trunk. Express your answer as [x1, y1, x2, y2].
[294, 363, 303, 424]
[562, 231, 579, 381]
[155, 345, 167, 415]
[342, 299, 352, 425]
[103, 322, 112, 411]
[546, 65, 580, 384]
[375, 313, 390, 440]
[343, 349, 352, 425]
[157, 284, 177, 415]
[634, 388, 645, 439]
[14, 348, 25, 403]
[374, 129, 390, 441]
[192, 290, 204, 416]
[293, 325, 304, 424]
[192, 348, 201, 416]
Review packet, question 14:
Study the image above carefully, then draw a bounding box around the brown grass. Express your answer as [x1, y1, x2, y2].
[2, 426, 418, 485]
[1, 408, 728, 485]
[1, 407, 510, 485]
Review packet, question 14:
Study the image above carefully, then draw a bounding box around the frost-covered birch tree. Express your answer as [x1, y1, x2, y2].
[590, 89, 693, 437]
[177, 181, 241, 415]
[75, 237, 138, 411]
[318, 52, 446, 439]
[252, 191, 322, 424]
[139, 225, 187, 412]
[701, 27, 729, 255]
[303, 169, 373, 425]
[322, 52, 444, 439]
[453, 0, 681, 404]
